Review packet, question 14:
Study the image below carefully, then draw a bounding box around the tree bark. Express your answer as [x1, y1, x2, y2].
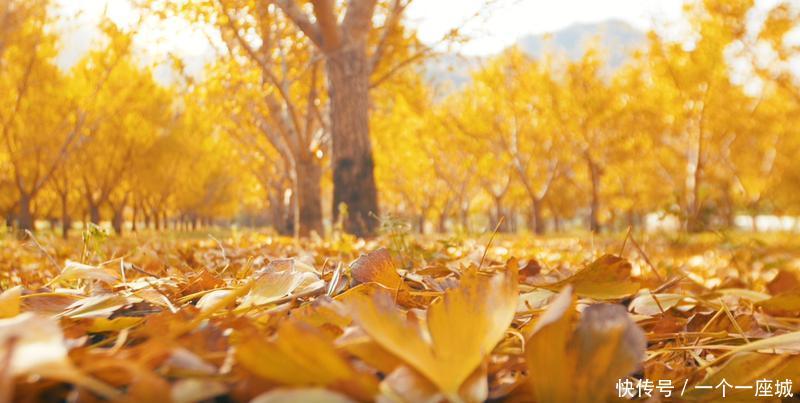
[326, 44, 379, 237]
[295, 157, 323, 236]
[17, 193, 33, 232]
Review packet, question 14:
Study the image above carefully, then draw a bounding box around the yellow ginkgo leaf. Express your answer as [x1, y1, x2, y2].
[535, 254, 640, 299]
[233, 319, 378, 401]
[525, 286, 647, 403]
[525, 286, 577, 402]
[0, 286, 22, 319]
[348, 267, 517, 399]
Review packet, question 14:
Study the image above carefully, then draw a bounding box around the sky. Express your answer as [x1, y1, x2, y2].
[55, 0, 687, 71]
[405, 0, 685, 55]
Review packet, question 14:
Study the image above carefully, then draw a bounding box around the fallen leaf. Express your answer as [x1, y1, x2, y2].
[0, 286, 22, 318]
[251, 388, 356, 403]
[525, 286, 577, 402]
[350, 248, 406, 290]
[233, 319, 378, 400]
[348, 267, 517, 399]
[525, 286, 647, 403]
[534, 254, 640, 299]
[50, 260, 118, 285]
[756, 292, 800, 316]
[171, 378, 228, 403]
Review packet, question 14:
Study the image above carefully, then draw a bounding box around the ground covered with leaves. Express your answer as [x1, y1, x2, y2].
[1, 231, 800, 402]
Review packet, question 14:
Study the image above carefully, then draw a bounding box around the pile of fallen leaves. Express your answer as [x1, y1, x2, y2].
[1, 232, 799, 402]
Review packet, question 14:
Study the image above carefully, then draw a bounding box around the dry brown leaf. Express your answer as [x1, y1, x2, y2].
[350, 248, 406, 290]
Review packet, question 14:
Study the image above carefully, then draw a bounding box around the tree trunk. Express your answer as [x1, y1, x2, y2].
[326, 44, 379, 237]
[492, 196, 508, 232]
[438, 210, 449, 233]
[18, 193, 33, 232]
[88, 200, 101, 225]
[460, 206, 470, 233]
[112, 207, 124, 235]
[295, 157, 323, 236]
[131, 204, 138, 232]
[587, 156, 601, 233]
[531, 198, 545, 235]
[5, 211, 14, 231]
[60, 191, 70, 240]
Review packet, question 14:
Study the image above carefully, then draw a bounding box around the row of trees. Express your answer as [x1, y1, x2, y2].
[1, 0, 799, 237]
[1, 0, 425, 238]
[0, 1, 243, 237]
[373, 0, 800, 233]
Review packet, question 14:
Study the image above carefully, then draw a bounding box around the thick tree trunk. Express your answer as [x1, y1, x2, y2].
[18, 193, 33, 232]
[326, 44, 379, 237]
[295, 157, 323, 236]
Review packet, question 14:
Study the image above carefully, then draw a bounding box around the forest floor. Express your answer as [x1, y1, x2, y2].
[1, 229, 799, 402]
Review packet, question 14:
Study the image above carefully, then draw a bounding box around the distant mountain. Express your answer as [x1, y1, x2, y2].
[426, 19, 646, 91]
[516, 19, 645, 68]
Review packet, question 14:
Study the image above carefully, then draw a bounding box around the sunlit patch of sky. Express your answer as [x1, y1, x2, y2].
[55, 0, 687, 68]
[53, 0, 797, 84]
[405, 0, 686, 55]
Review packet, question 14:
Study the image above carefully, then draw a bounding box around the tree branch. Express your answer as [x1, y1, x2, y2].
[309, 0, 341, 51]
[272, 0, 323, 48]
